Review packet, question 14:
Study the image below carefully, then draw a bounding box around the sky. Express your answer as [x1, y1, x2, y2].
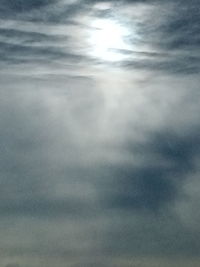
[0, 0, 200, 266]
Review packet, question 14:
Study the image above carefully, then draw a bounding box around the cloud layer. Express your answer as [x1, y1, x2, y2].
[0, 0, 200, 266]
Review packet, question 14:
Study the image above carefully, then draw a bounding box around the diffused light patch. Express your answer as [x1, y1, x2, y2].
[94, 2, 111, 10]
[89, 19, 131, 62]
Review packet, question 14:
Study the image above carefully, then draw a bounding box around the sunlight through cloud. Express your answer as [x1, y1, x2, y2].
[88, 18, 131, 62]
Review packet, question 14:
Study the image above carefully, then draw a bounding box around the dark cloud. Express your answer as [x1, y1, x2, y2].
[117, 55, 200, 74]
[0, 197, 93, 218]
[0, 40, 85, 64]
[0, 0, 54, 14]
[103, 129, 200, 213]
[0, 28, 67, 43]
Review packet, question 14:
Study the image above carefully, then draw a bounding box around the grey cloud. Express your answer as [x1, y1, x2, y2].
[0, 1, 86, 24]
[0, 75, 101, 221]
[100, 211, 200, 258]
[104, 129, 200, 213]
[91, 0, 200, 74]
[0, 0, 55, 15]
[0, 40, 89, 65]
[117, 55, 200, 74]
[133, 1, 200, 73]
[159, 2, 200, 50]
[1, 0, 200, 266]
[5, 264, 20, 267]
[0, 1, 88, 65]
[0, 197, 93, 218]
[1, 0, 199, 74]
[0, 28, 68, 43]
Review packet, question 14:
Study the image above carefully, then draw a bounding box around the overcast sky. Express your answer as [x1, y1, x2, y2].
[0, 1, 200, 267]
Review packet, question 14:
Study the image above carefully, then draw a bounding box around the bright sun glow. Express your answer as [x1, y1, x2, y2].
[89, 19, 130, 62]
